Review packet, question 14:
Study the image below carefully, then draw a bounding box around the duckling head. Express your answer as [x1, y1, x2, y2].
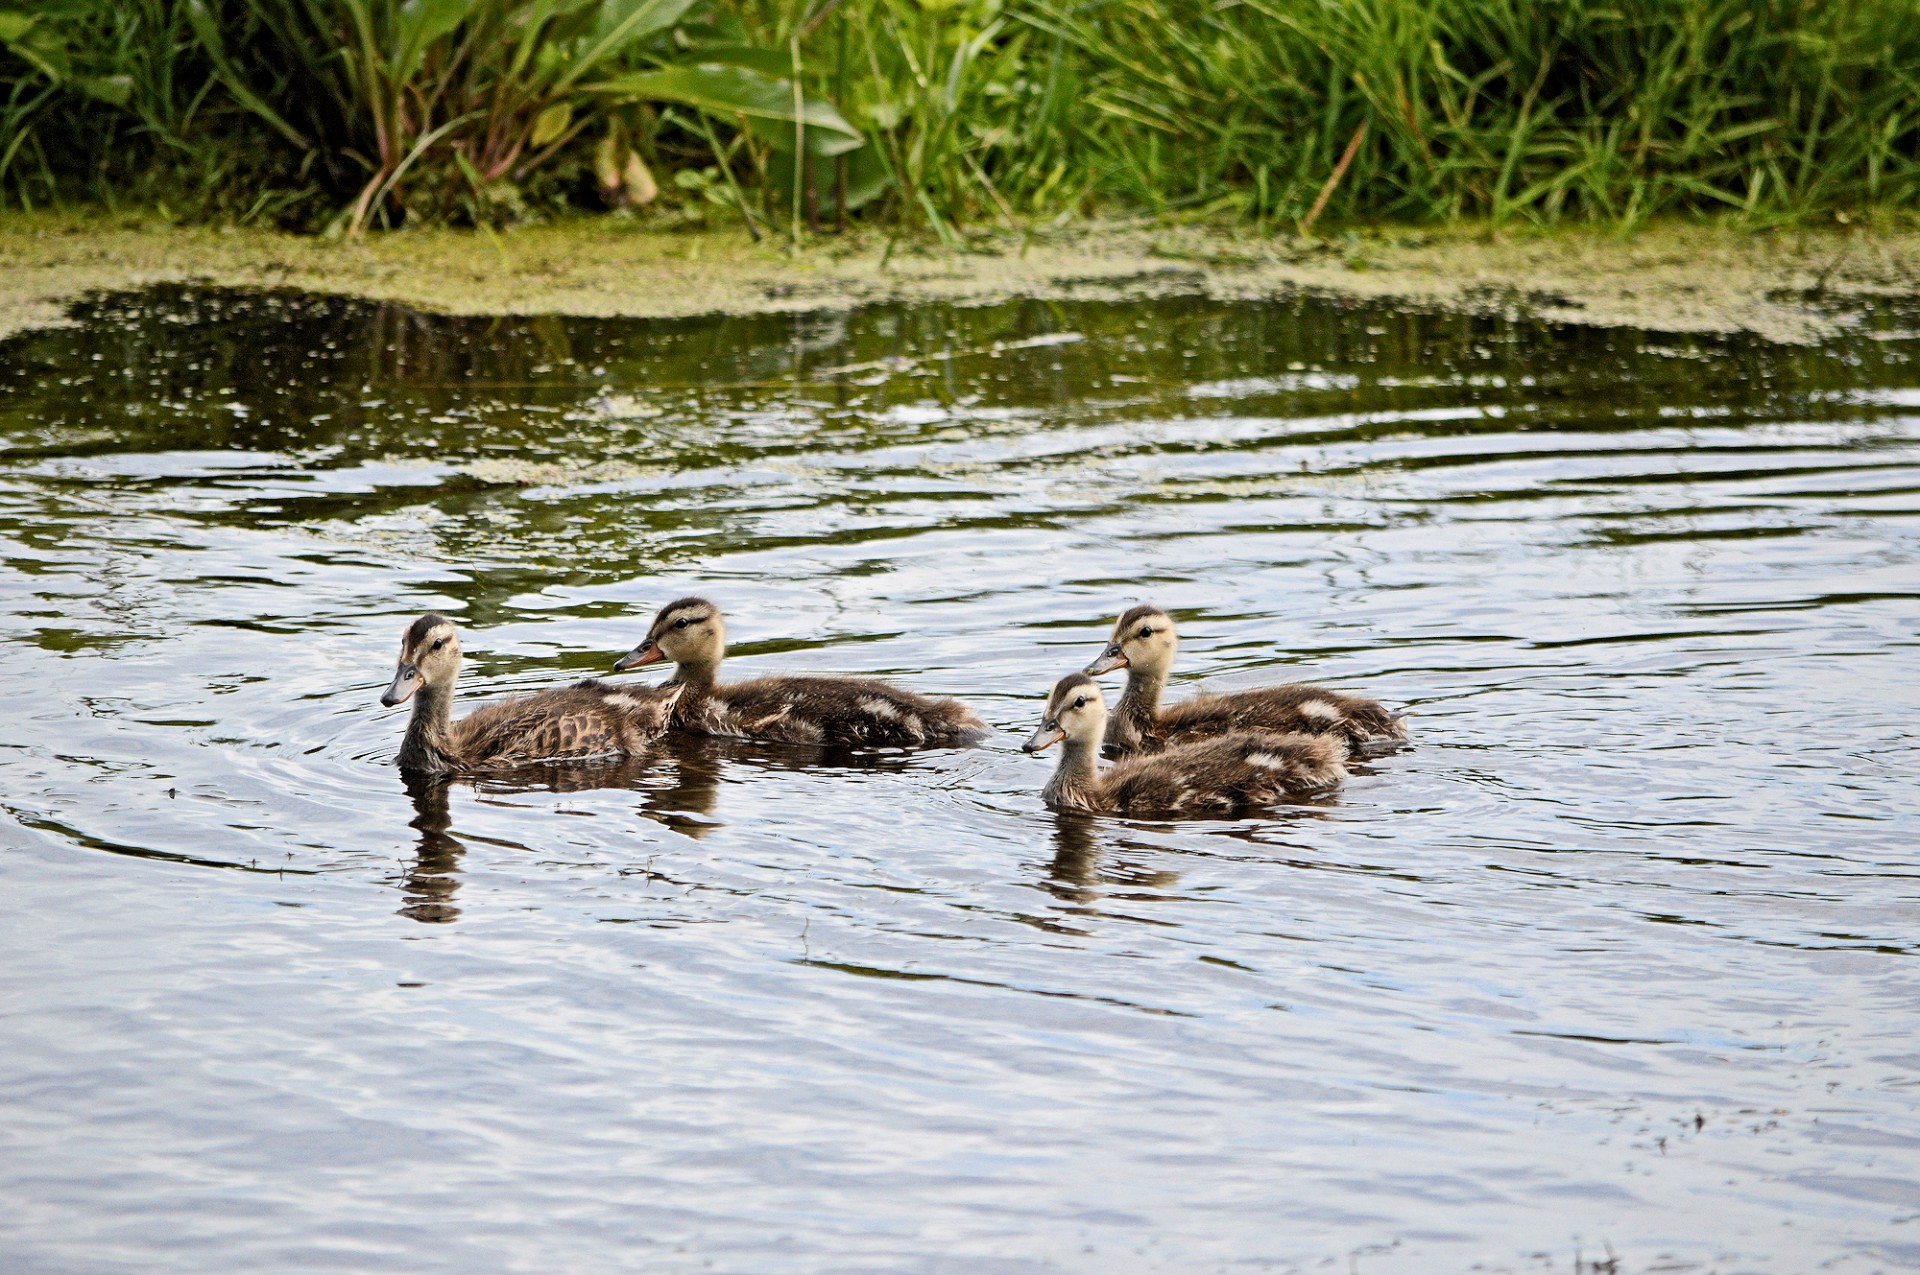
[383, 612, 461, 706]
[1086, 603, 1177, 679]
[1023, 672, 1108, 753]
[614, 596, 725, 673]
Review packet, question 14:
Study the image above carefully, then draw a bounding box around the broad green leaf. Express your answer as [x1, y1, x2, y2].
[839, 146, 891, 211]
[594, 64, 861, 144]
[504, 0, 564, 81]
[27, 29, 73, 82]
[76, 74, 133, 107]
[743, 113, 865, 158]
[392, 0, 478, 84]
[0, 15, 69, 82]
[592, 0, 698, 46]
[859, 97, 903, 131]
[766, 142, 889, 211]
[677, 44, 792, 79]
[565, 0, 700, 85]
[530, 100, 572, 147]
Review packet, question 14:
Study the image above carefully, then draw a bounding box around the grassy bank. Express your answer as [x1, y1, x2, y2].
[4, 0, 1920, 237]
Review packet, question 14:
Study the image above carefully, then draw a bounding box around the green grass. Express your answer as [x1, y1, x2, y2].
[1037, 0, 1920, 229]
[5, 0, 1920, 236]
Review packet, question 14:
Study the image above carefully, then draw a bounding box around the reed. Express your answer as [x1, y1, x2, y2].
[4, 0, 1919, 233]
[1030, 0, 1920, 229]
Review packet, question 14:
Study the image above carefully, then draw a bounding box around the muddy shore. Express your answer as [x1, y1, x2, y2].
[3, 213, 1917, 343]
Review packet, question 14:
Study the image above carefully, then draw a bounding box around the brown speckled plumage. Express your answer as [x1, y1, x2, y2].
[1024, 673, 1346, 815]
[381, 613, 681, 776]
[613, 597, 987, 748]
[1086, 605, 1407, 756]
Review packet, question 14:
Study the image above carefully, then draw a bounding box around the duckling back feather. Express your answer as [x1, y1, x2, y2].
[449, 678, 682, 770]
[680, 674, 986, 748]
[1097, 730, 1347, 815]
[1144, 683, 1407, 755]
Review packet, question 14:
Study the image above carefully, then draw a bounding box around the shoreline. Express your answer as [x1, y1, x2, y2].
[3, 213, 1917, 344]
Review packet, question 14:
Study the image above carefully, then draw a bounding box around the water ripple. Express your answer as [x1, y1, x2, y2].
[0, 289, 1915, 1273]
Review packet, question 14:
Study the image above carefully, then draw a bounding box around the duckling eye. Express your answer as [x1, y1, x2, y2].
[674, 617, 693, 630]
[1072, 695, 1087, 708]
[1137, 626, 1153, 639]
[430, 638, 446, 651]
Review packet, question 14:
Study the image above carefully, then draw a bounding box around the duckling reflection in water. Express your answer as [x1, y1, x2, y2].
[471, 743, 726, 839]
[1024, 673, 1345, 816]
[1048, 813, 1103, 890]
[611, 597, 987, 748]
[1044, 814, 1184, 906]
[398, 773, 463, 924]
[381, 612, 681, 775]
[1086, 605, 1406, 756]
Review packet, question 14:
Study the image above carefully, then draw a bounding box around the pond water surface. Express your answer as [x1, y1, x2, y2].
[1, 286, 1917, 1274]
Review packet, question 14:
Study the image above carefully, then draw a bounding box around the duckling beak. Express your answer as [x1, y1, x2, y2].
[1022, 720, 1065, 754]
[1085, 645, 1128, 675]
[381, 664, 420, 707]
[612, 640, 664, 673]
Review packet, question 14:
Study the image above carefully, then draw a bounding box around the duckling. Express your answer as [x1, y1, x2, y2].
[381, 612, 682, 776]
[1022, 673, 1345, 815]
[1086, 604, 1407, 756]
[611, 597, 988, 748]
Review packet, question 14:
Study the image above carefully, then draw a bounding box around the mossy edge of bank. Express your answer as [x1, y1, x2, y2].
[3, 213, 1918, 345]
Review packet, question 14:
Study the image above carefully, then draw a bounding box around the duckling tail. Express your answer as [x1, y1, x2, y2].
[1355, 711, 1410, 756]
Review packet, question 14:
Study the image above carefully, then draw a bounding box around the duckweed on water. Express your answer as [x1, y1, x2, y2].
[7, 213, 1920, 345]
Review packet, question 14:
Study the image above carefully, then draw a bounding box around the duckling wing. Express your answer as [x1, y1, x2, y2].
[705, 676, 986, 747]
[1103, 731, 1347, 815]
[1159, 684, 1406, 752]
[573, 678, 682, 745]
[452, 680, 677, 767]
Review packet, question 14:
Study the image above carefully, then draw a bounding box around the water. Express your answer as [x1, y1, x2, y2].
[1, 287, 1916, 1274]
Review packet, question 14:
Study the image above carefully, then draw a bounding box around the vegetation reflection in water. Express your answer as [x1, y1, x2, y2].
[0, 288, 1915, 1273]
